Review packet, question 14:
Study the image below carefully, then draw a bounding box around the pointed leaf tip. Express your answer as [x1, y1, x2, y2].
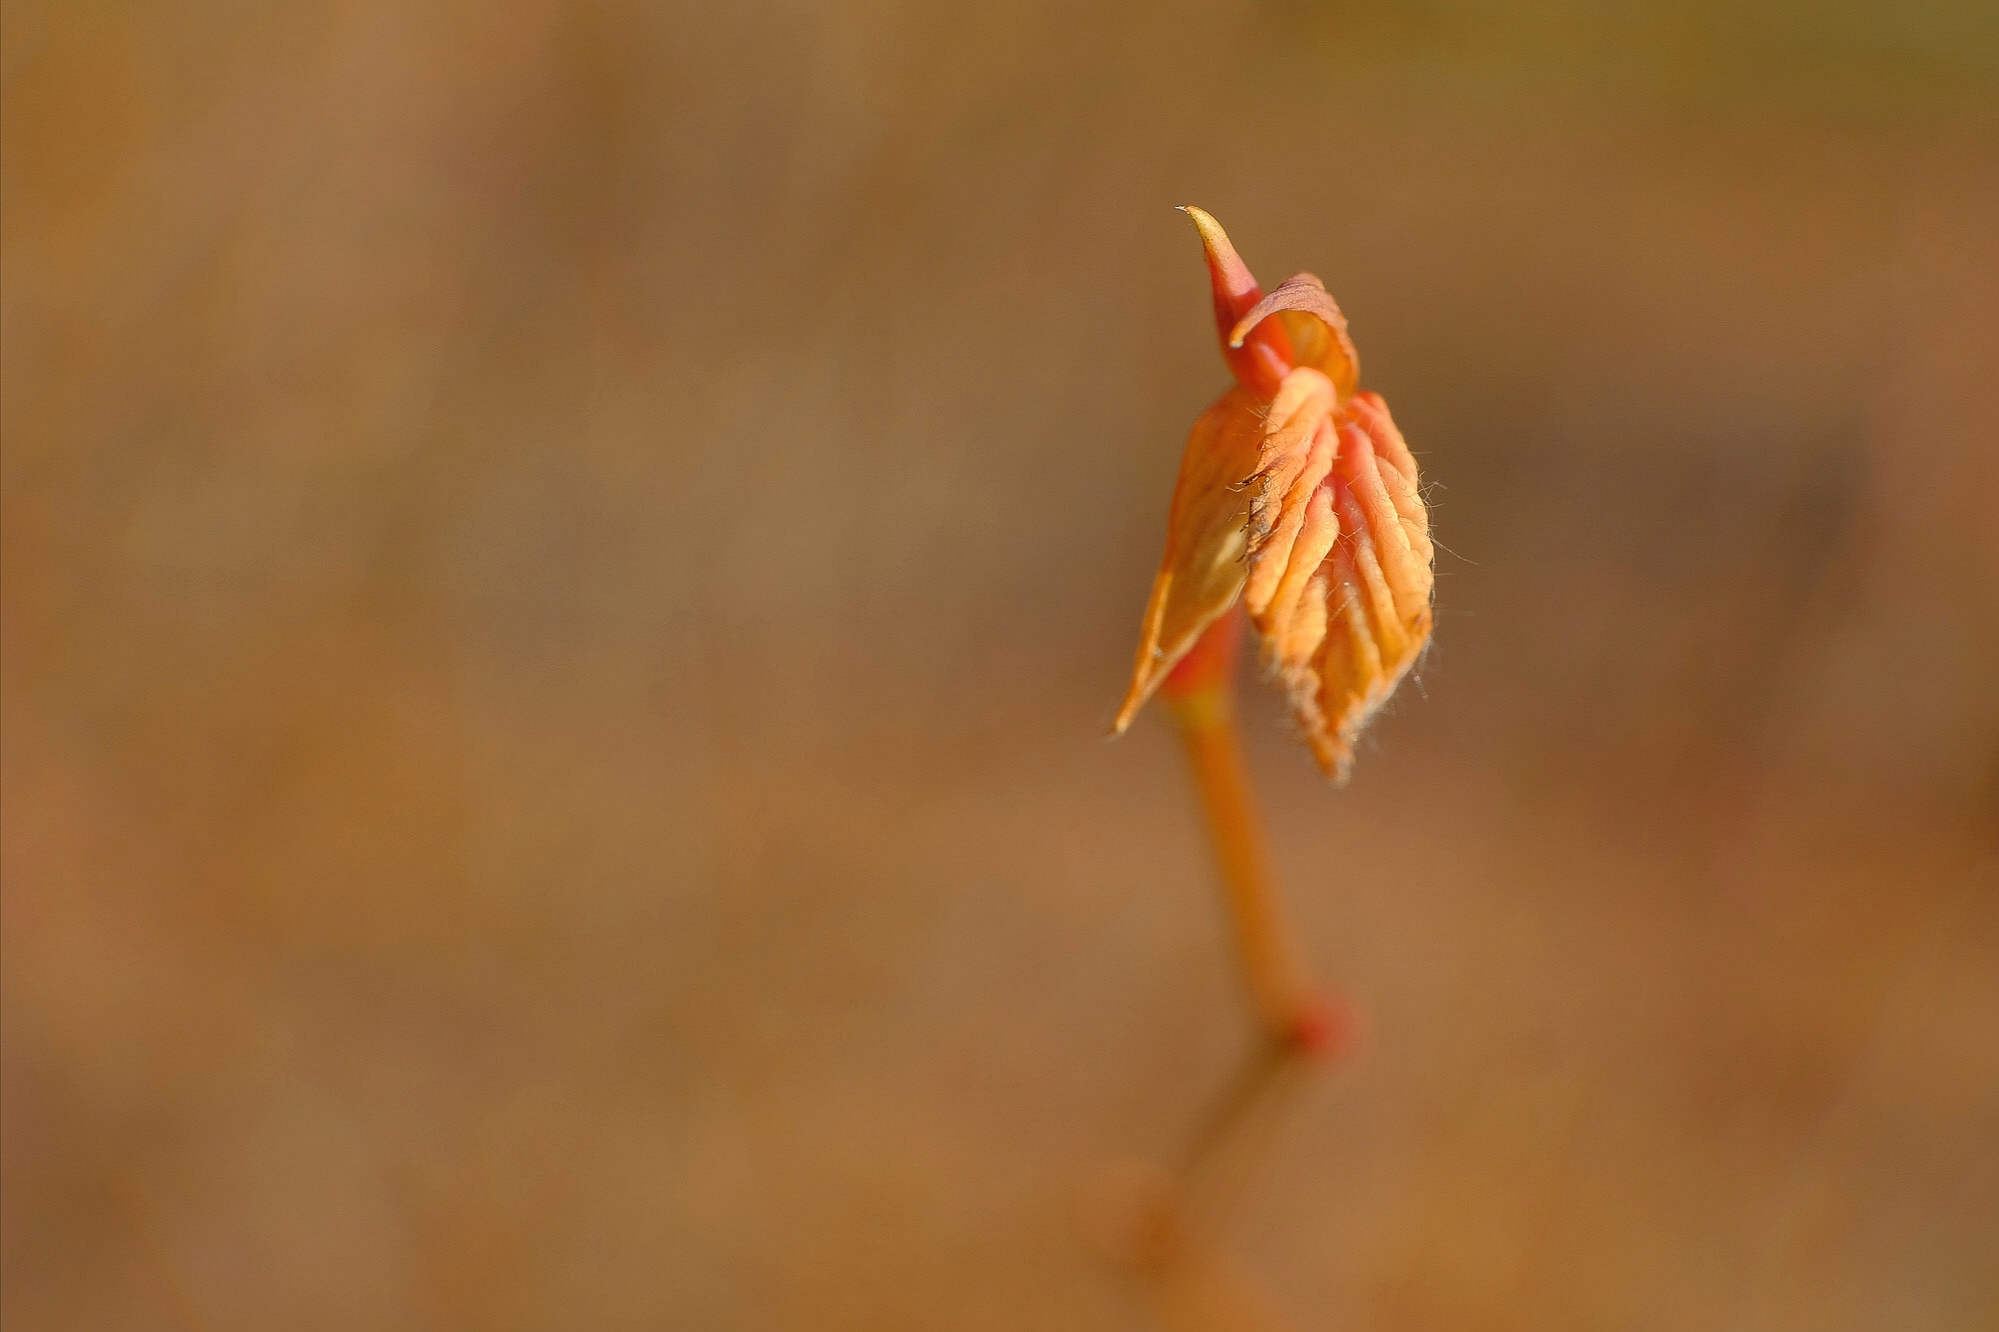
[1179, 206, 1259, 315]
[1178, 207, 1293, 397]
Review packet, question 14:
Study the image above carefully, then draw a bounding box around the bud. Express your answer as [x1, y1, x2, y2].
[1114, 209, 1434, 781]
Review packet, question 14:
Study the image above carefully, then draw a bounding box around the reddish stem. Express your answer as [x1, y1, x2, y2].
[1159, 610, 1341, 1053]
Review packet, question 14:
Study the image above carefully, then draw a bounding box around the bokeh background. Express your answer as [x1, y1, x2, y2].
[4, 2, 1996, 1328]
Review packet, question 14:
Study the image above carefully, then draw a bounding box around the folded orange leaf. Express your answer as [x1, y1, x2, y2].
[1114, 209, 1434, 782]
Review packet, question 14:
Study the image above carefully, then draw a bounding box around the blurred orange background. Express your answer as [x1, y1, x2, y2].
[4, 2, 1996, 1328]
